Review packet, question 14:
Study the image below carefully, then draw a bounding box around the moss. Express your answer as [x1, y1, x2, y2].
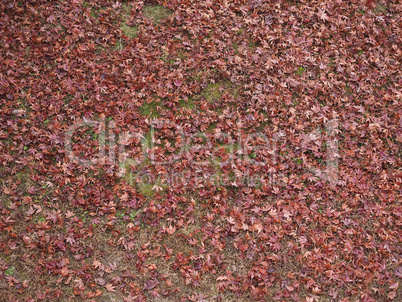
[143, 5, 174, 23]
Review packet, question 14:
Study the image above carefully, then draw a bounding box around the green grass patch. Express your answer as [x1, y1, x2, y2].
[90, 9, 98, 19]
[374, 4, 387, 14]
[129, 210, 140, 221]
[89, 5, 104, 19]
[137, 178, 167, 198]
[203, 81, 239, 104]
[63, 94, 73, 104]
[15, 169, 30, 181]
[120, 4, 138, 39]
[120, 158, 139, 182]
[16, 97, 29, 114]
[177, 50, 187, 60]
[143, 5, 173, 24]
[209, 158, 224, 185]
[248, 39, 256, 50]
[138, 99, 163, 118]
[5, 266, 16, 276]
[95, 45, 105, 54]
[207, 123, 217, 132]
[114, 39, 124, 51]
[76, 125, 97, 141]
[293, 157, 303, 165]
[344, 83, 352, 95]
[121, 23, 138, 39]
[120, 158, 167, 198]
[216, 140, 239, 154]
[208, 157, 238, 188]
[233, 42, 239, 54]
[296, 66, 305, 75]
[328, 57, 335, 68]
[141, 129, 154, 150]
[118, 127, 169, 198]
[160, 48, 175, 64]
[179, 98, 196, 110]
[162, 49, 188, 64]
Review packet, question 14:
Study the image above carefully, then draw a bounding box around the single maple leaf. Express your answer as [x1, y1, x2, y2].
[95, 289, 103, 297]
[389, 282, 399, 290]
[60, 266, 70, 277]
[65, 210, 75, 219]
[166, 225, 176, 234]
[105, 283, 116, 292]
[252, 223, 263, 234]
[45, 211, 58, 223]
[144, 280, 157, 290]
[93, 260, 102, 270]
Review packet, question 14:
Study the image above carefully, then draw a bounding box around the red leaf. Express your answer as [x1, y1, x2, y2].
[366, 0, 375, 8]
[105, 283, 116, 292]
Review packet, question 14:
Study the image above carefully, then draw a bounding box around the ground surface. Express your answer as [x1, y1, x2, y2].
[0, 0, 401, 301]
